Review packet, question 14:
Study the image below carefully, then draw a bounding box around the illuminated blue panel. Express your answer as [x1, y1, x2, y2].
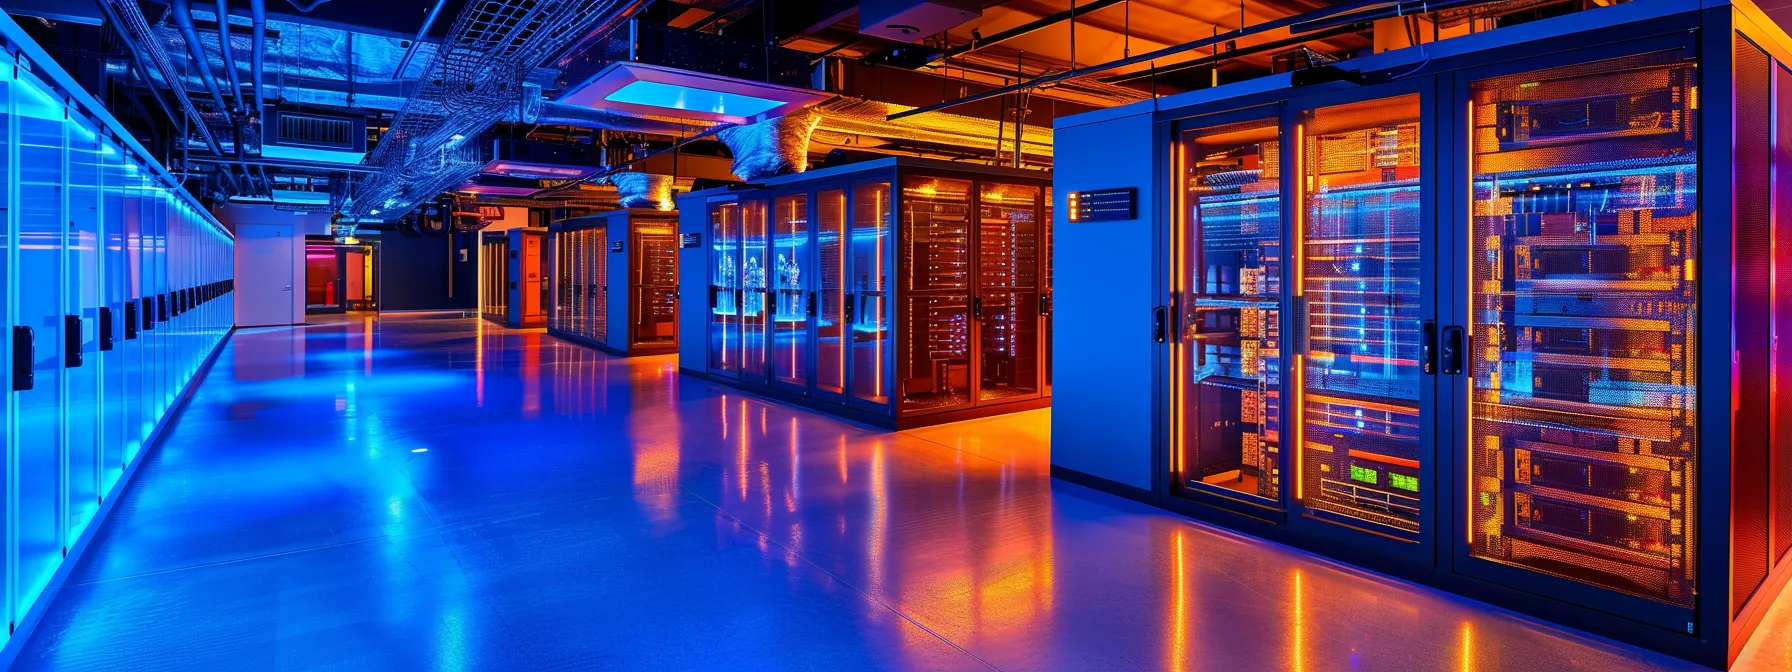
[603, 80, 785, 118]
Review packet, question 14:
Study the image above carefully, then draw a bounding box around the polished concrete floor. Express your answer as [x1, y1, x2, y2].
[7, 314, 1783, 670]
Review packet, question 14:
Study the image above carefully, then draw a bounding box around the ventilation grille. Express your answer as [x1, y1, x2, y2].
[270, 110, 365, 152]
[1732, 34, 1772, 618]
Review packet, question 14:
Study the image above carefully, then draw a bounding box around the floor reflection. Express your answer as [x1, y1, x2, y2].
[7, 314, 1752, 670]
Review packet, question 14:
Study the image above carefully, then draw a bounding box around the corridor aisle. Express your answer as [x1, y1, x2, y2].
[9, 315, 1718, 670]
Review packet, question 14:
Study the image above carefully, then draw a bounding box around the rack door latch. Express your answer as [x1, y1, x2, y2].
[1421, 320, 1437, 375]
[1440, 325, 1467, 376]
[11, 326, 34, 391]
[1152, 306, 1169, 343]
[63, 315, 82, 368]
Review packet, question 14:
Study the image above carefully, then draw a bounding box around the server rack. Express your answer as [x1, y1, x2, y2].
[546, 209, 680, 356]
[676, 157, 1051, 428]
[479, 228, 546, 328]
[0, 9, 234, 657]
[1052, 0, 1792, 666]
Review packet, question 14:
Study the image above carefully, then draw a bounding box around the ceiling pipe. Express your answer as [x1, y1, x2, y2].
[213, 0, 244, 114]
[168, 0, 233, 118]
[392, 0, 449, 78]
[93, 0, 223, 155]
[249, 0, 267, 113]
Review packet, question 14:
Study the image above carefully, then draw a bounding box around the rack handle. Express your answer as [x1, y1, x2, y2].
[64, 315, 83, 368]
[1421, 320, 1437, 375]
[99, 307, 114, 352]
[12, 326, 33, 391]
[1441, 325, 1466, 376]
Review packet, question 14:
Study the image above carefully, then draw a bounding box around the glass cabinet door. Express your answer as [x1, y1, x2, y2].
[1172, 116, 1283, 505]
[740, 201, 770, 382]
[708, 202, 741, 375]
[850, 183, 892, 408]
[897, 177, 973, 414]
[816, 190, 847, 401]
[67, 114, 103, 535]
[14, 76, 66, 618]
[772, 194, 809, 390]
[1295, 94, 1428, 542]
[598, 231, 612, 347]
[631, 219, 678, 348]
[974, 181, 1042, 403]
[1463, 52, 1697, 608]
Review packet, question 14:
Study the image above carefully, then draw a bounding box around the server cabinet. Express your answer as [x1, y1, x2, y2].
[547, 209, 679, 356]
[0, 9, 235, 654]
[1054, 0, 1792, 666]
[479, 228, 546, 328]
[677, 157, 1050, 429]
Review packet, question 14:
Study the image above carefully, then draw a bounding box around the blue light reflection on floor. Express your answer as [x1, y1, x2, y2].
[11, 315, 1708, 670]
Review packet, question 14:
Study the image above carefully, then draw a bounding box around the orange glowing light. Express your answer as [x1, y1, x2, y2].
[1292, 122, 1306, 502]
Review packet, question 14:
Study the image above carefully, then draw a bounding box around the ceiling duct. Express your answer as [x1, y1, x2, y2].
[514, 94, 711, 136]
[612, 171, 674, 210]
[859, 0, 981, 41]
[560, 19, 814, 91]
[716, 109, 820, 180]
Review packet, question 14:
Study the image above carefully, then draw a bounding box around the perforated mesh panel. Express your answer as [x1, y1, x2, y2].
[1733, 35, 1772, 617]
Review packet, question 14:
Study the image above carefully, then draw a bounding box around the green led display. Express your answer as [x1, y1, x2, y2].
[1350, 465, 1379, 485]
[1390, 473, 1418, 492]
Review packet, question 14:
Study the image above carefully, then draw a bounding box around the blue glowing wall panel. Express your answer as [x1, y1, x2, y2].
[1051, 111, 1157, 490]
[0, 12, 235, 659]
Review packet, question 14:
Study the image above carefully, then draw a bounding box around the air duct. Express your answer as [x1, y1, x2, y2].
[514, 95, 708, 137]
[716, 110, 820, 181]
[612, 172, 674, 210]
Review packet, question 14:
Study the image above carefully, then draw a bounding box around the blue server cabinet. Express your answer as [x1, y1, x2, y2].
[676, 157, 1052, 428]
[1053, 0, 1792, 666]
[547, 209, 680, 356]
[0, 10, 235, 661]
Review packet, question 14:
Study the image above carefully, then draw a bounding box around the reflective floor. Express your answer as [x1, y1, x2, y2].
[7, 314, 1771, 670]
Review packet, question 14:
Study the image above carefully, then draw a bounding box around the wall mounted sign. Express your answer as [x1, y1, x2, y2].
[610, 241, 625, 252]
[680, 232, 701, 248]
[1067, 187, 1137, 222]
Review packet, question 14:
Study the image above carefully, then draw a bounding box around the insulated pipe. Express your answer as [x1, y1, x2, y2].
[392, 0, 448, 79]
[250, 0, 267, 113]
[94, 0, 222, 156]
[214, 0, 244, 114]
[169, 0, 232, 117]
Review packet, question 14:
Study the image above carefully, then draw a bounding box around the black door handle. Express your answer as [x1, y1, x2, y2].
[972, 296, 983, 320]
[99, 307, 114, 351]
[1152, 306, 1168, 343]
[12, 326, 34, 391]
[124, 300, 138, 340]
[64, 315, 83, 368]
[844, 293, 856, 324]
[806, 291, 817, 318]
[1421, 320, 1437, 375]
[1441, 325, 1466, 376]
[1039, 294, 1051, 315]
